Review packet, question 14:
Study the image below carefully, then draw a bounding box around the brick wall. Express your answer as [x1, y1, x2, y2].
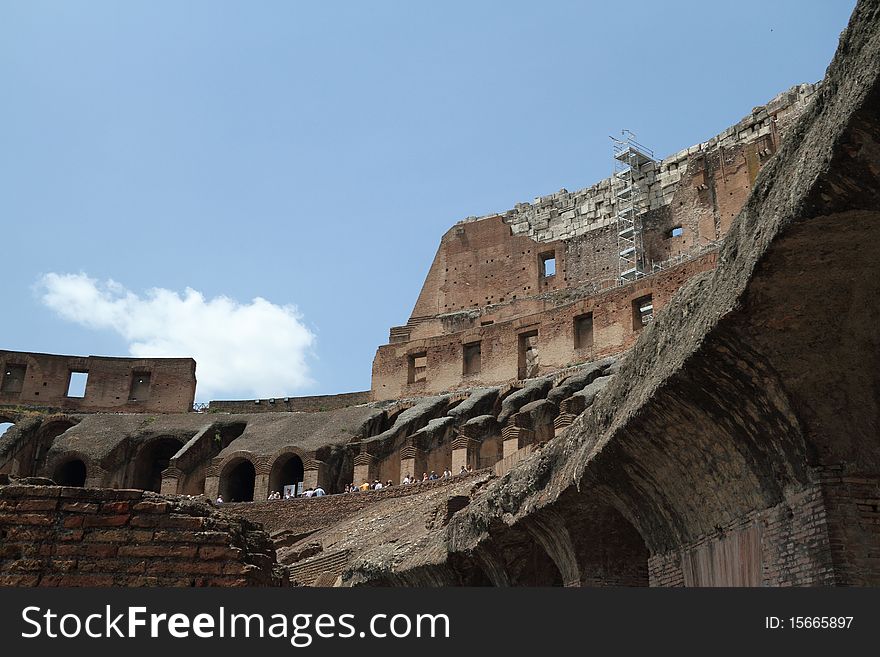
[647, 481, 840, 587]
[0, 350, 196, 413]
[373, 252, 716, 399]
[209, 390, 373, 414]
[0, 483, 284, 586]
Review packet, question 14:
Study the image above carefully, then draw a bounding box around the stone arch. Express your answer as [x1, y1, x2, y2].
[130, 435, 185, 492]
[268, 448, 306, 497]
[52, 454, 89, 487]
[474, 519, 564, 586]
[565, 331, 814, 586]
[31, 416, 78, 475]
[217, 452, 258, 502]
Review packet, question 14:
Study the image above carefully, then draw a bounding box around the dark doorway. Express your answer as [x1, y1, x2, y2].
[132, 438, 183, 492]
[54, 459, 86, 487]
[222, 460, 256, 502]
[269, 454, 304, 497]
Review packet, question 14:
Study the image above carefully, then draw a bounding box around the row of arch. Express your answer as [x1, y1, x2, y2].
[218, 452, 305, 502]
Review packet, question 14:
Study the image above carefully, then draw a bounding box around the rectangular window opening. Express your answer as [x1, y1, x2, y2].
[1, 364, 27, 395]
[407, 352, 427, 384]
[463, 342, 482, 376]
[66, 371, 89, 398]
[632, 295, 654, 330]
[518, 330, 539, 380]
[540, 252, 556, 278]
[669, 226, 683, 238]
[574, 313, 594, 350]
[129, 372, 152, 401]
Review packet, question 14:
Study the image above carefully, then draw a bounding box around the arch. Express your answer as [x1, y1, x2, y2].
[32, 417, 77, 474]
[54, 458, 87, 487]
[0, 421, 14, 439]
[268, 449, 305, 497]
[219, 456, 257, 502]
[131, 436, 185, 492]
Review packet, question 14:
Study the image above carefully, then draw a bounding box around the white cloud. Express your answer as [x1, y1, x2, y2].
[37, 273, 316, 401]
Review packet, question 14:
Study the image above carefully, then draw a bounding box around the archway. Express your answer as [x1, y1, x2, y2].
[33, 419, 76, 475]
[0, 421, 14, 439]
[131, 437, 184, 492]
[269, 453, 304, 497]
[220, 458, 256, 502]
[54, 459, 87, 487]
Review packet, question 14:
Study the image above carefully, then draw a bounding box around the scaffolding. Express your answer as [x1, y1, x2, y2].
[611, 130, 654, 283]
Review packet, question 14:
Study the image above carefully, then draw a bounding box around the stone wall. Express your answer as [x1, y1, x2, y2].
[0, 350, 196, 414]
[373, 252, 715, 399]
[0, 483, 284, 586]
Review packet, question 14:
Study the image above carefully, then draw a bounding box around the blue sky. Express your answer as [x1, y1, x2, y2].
[0, 0, 856, 401]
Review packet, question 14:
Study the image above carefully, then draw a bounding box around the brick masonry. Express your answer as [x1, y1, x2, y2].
[0, 483, 284, 586]
[0, 350, 196, 414]
[647, 472, 880, 587]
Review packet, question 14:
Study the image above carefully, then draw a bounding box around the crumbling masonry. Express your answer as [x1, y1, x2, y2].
[2, 0, 879, 587]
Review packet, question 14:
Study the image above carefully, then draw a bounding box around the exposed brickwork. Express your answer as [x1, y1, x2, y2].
[373, 253, 715, 399]
[0, 350, 196, 413]
[647, 482, 837, 587]
[0, 484, 284, 586]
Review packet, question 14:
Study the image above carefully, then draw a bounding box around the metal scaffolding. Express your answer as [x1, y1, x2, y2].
[611, 130, 654, 283]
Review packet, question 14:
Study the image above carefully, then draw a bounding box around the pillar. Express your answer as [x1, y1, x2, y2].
[353, 453, 376, 487]
[451, 436, 478, 473]
[399, 446, 426, 484]
[502, 423, 535, 459]
[204, 475, 220, 500]
[160, 467, 183, 495]
[303, 459, 327, 490]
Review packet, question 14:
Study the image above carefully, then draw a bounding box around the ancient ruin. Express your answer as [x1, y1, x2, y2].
[2, 0, 879, 587]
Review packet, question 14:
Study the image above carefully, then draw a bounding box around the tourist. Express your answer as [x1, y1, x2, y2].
[429, 470, 438, 480]
[443, 468, 451, 479]
[459, 465, 467, 476]
[386, 479, 393, 488]
[303, 488, 314, 498]
[422, 472, 429, 482]
[359, 480, 370, 492]
[373, 479, 383, 490]
[402, 473, 412, 485]
[313, 485, 326, 496]
[467, 464, 474, 473]
[216, 495, 224, 504]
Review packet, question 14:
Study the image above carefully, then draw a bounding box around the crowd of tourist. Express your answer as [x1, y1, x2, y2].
[345, 464, 474, 492]
[217, 463, 476, 504]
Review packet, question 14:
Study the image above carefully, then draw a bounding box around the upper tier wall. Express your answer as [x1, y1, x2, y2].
[0, 350, 196, 414]
[406, 83, 817, 324]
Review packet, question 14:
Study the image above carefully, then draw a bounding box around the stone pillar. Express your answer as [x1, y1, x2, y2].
[160, 467, 183, 495]
[303, 459, 327, 490]
[399, 446, 426, 484]
[451, 436, 478, 473]
[253, 474, 269, 500]
[204, 475, 220, 500]
[353, 453, 376, 487]
[502, 422, 535, 459]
